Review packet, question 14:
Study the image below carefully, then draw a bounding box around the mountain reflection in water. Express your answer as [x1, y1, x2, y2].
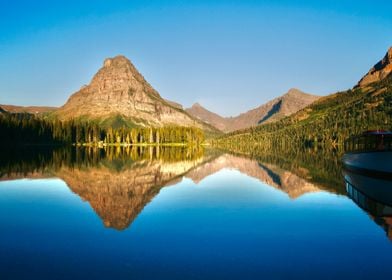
[0, 146, 345, 231]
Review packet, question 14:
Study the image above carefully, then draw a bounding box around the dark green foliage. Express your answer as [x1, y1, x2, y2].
[0, 113, 64, 145]
[0, 113, 205, 146]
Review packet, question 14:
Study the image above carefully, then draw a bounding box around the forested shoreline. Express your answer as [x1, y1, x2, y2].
[213, 75, 392, 151]
[0, 114, 205, 146]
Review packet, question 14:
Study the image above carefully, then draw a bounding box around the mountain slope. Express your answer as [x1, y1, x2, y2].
[186, 88, 320, 132]
[215, 46, 392, 150]
[53, 55, 215, 131]
[186, 103, 229, 132]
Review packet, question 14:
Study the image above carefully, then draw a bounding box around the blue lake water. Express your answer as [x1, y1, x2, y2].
[0, 148, 391, 279]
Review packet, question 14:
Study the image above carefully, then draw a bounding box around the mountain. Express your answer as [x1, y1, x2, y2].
[0, 104, 57, 115]
[357, 47, 392, 87]
[216, 46, 392, 149]
[53, 55, 215, 131]
[186, 88, 320, 132]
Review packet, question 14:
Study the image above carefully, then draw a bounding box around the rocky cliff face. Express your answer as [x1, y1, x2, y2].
[55, 55, 210, 129]
[357, 47, 392, 87]
[186, 89, 319, 132]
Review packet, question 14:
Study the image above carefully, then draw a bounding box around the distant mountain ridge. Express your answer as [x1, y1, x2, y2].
[0, 105, 57, 115]
[186, 103, 228, 132]
[186, 88, 320, 132]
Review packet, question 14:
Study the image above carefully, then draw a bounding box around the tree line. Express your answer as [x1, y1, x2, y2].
[0, 113, 205, 146]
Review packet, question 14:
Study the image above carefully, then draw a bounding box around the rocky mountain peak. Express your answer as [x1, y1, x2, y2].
[54, 55, 213, 130]
[87, 55, 159, 98]
[357, 46, 392, 87]
[103, 55, 130, 67]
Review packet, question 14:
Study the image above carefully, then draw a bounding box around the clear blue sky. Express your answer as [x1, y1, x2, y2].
[0, 0, 391, 116]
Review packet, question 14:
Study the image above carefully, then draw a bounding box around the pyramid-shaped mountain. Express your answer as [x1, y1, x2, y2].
[55, 55, 212, 129]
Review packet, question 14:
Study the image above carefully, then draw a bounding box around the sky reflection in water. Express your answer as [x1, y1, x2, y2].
[0, 149, 391, 279]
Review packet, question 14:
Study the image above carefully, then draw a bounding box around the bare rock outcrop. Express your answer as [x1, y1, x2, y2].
[357, 47, 392, 87]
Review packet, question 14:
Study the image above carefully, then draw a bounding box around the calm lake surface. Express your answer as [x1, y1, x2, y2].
[0, 147, 391, 279]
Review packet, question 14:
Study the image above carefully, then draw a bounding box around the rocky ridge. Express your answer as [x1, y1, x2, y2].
[186, 88, 320, 132]
[186, 103, 228, 132]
